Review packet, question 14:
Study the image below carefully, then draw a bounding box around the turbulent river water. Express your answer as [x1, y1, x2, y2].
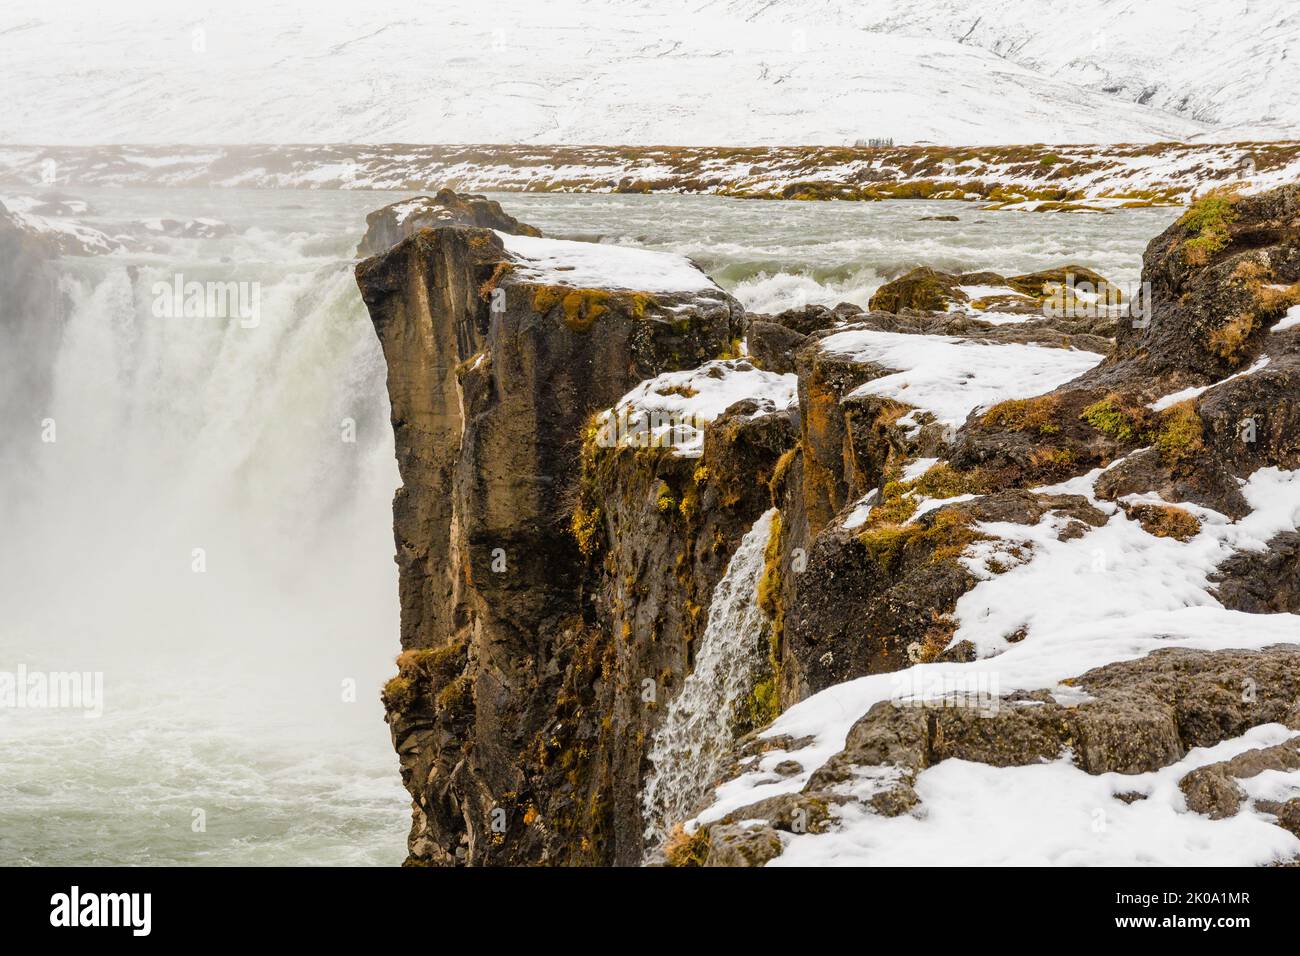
[0, 188, 1180, 865]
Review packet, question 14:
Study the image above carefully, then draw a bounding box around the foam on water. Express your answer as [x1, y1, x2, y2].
[494, 193, 1180, 314]
[0, 188, 409, 865]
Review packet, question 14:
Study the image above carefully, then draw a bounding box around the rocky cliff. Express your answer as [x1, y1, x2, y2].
[356, 198, 797, 864]
[682, 183, 1300, 866]
[360, 184, 1300, 867]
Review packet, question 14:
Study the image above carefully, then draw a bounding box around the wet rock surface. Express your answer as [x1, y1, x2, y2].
[677, 182, 1300, 865]
[356, 187, 542, 257]
[357, 193, 795, 864]
[360, 185, 1300, 867]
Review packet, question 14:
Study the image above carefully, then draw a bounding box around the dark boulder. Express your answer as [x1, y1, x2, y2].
[356, 187, 542, 256]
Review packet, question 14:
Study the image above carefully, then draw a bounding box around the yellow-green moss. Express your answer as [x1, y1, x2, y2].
[871, 485, 921, 525]
[757, 511, 784, 620]
[1128, 503, 1201, 542]
[382, 675, 414, 709]
[908, 613, 959, 663]
[768, 447, 798, 498]
[678, 481, 701, 521]
[1154, 402, 1205, 464]
[858, 508, 988, 572]
[1180, 187, 1240, 265]
[435, 673, 474, 713]
[716, 337, 745, 360]
[1208, 312, 1259, 361]
[857, 523, 919, 571]
[742, 677, 781, 731]
[908, 463, 994, 498]
[858, 464, 995, 562]
[396, 641, 467, 681]
[571, 501, 602, 557]
[570, 414, 609, 558]
[478, 261, 514, 300]
[1232, 261, 1300, 321]
[384, 638, 471, 713]
[1029, 446, 1077, 470]
[981, 396, 1062, 436]
[531, 286, 651, 331]
[756, 510, 786, 709]
[1079, 395, 1153, 443]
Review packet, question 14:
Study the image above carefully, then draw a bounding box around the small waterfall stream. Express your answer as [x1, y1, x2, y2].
[641, 507, 777, 846]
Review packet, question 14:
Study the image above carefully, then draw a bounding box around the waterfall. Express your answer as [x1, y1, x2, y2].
[641, 507, 777, 845]
[0, 190, 409, 864]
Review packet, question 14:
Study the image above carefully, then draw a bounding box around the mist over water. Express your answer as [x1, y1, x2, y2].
[0, 188, 1171, 864]
[0, 188, 409, 865]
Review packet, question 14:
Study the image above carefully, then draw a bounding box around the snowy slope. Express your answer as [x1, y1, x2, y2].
[777, 0, 1300, 141]
[0, 0, 1256, 146]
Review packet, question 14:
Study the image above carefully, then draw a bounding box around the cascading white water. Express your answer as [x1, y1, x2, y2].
[0, 188, 410, 864]
[641, 507, 777, 845]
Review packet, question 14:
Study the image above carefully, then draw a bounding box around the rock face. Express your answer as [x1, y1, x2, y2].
[355, 188, 541, 257]
[868, 263, 1117, 324]
[356, 194, 798, 864]
[677, 181, 1300, 866]
[0, 195, 121, 256]
[362, 184, 1300, 867]
[1115, 185, 1300, 378]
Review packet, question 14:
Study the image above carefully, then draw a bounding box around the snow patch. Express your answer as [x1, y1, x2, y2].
[818, 329, 1103, 429]
[498, 231, 719, 295]
[1273, 305, 1300, 334]
[1148, 357, 1271, 411]
[773, 724, 1300, 866]
[598, 360, 797, 459]
[691, 467, 1300, 834]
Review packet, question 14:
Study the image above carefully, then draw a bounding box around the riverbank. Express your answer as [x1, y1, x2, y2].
[5, 142, 1300, 206]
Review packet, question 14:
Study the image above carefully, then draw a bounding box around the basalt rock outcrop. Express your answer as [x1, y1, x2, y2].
[868, 263, 1117, 329]
[694, 646, 1300, 866]
[355, 188, 541, 257]
[768, 186, 1300, 700]
[357, 194, 798, 865]
[677, 181, 1300, 865]
[1113, 185, 1300, 378]
[363, 184, 1300, 867]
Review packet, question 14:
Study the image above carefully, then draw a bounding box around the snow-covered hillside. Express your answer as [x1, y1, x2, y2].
[811, 0, 1300, 141]
[1, 0, 1295, 145]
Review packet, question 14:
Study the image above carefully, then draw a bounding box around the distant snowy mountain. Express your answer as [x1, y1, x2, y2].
[784, 0, 1300, 141]
[0, 0, 1295, 145]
